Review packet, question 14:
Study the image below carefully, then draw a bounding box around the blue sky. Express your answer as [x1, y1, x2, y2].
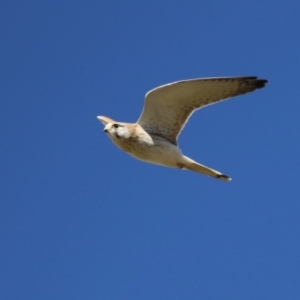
[1, 1, 300, 299]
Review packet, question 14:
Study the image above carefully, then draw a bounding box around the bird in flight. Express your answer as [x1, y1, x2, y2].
[97, 76, 267, 181]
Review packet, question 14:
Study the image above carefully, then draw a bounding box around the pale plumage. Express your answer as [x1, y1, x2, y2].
[98, 76, 268, 181]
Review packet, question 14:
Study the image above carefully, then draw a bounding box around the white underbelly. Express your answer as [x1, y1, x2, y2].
[119, 138, 183, 168]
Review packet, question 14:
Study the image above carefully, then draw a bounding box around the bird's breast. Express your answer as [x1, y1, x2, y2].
[111, 134, 182, 167]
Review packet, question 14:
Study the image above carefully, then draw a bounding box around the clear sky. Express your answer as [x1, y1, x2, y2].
[1, 1, 300, 299]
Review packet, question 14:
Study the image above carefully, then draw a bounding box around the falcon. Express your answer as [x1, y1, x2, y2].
[97, 76, 267, 181]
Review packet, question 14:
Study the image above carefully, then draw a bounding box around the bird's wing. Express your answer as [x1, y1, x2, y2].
[97, 116, 115, 125]
[137, 76, 267, 145]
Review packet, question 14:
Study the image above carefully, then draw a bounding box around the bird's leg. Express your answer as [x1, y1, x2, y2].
[177, 163, 186, 169]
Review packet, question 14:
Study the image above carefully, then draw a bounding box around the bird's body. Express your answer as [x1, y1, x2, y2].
[98, 76, 268, 181]
[107, 124, 183, 167]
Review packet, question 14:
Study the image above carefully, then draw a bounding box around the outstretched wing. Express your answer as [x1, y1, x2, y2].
[137, 76, 267, 145]
[97, 116, 116, 125]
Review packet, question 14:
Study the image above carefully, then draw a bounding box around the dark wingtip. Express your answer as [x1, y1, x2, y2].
[255, 78, 268, 89]
[238, 77, 268, 94]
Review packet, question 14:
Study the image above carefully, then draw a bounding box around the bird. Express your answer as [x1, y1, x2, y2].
[97, 76, 267, 181]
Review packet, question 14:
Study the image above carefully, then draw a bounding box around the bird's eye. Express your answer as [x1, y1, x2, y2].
[113, 124, 119, 128]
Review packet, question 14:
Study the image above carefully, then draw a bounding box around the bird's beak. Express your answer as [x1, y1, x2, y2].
[103, 124, 109, 133]
[97, 116, 111, 133]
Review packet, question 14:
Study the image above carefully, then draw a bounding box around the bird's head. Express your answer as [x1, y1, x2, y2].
[97, 116, 131, 140]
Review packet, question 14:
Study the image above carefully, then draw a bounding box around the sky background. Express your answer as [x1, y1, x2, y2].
[1, 1, 300, 299]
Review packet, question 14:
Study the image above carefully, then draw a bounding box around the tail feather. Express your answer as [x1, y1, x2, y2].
[183, 156, 231, 181]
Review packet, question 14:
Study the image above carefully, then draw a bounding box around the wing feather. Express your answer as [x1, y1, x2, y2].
[137, 76, 267, 145]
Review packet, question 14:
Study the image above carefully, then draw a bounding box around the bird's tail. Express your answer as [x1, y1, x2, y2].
[183, 156, 231, 181]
